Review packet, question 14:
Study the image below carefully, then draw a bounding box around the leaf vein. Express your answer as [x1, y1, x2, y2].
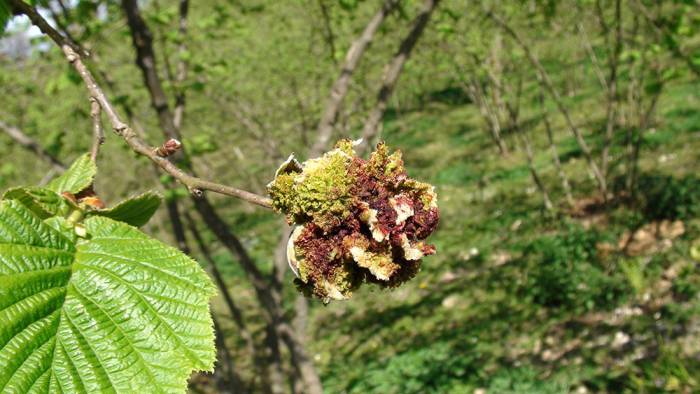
[70, 283, 164, 393]
[0, 321, 56, 392]
[79, 250, 204, 292]
[82, 264, 204, 366]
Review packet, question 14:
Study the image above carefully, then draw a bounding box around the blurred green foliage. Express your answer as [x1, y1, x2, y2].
[1, 0, 700, 392]
[523, 224, 628, 313]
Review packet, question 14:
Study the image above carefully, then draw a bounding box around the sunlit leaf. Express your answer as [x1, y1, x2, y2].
[0, 200, 216, 393]
[2, 187, 70, 219]
[93, 191, 162, 227]
[46, 154, 96, 194]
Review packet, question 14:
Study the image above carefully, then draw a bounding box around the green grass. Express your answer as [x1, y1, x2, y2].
[294, 75, 700, 393]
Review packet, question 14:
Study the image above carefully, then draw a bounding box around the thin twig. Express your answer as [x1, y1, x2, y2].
[12, 1, 273, 209]
[173, 0, 189, 132]
[317, 0, 338, 66]
[65, 45, 272, 208]
[8, 0, 89, 58]
[576, 21, 608, 91]
[89, 98, 105, 162]
[487, 10, 608, 196]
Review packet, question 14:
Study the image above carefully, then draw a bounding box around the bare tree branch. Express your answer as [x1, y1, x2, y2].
[461, 75, 509, 155]
[122, 0, 178, 140]
[9, 0, 273, 208]
[538, 92, 574, 207]
[211, 314, 249, 393]
[358, 0, 441, 153]
[488, 10, 608, 196]
[47, 6, 80, 50]
[317, 0, 338, 66]
[504, 75, 553, 211]
[173, 0, 189, 131]
[599, 0, 622, 183]
[184, 211, 259, 381]
[576, 21, 608, 91]
[0, 120, 66, 172]
[89, 98, 105, 162]
[311, 0, 399, 157]
[71, 46, 273, 203]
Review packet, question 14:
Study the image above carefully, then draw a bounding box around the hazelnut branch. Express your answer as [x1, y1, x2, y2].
[10, 0, 273, 209]
[89, 98, 105, 162]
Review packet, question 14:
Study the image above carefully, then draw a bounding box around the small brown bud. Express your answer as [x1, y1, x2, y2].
[75, 185, 106, 209]
[155, 139, 182, 157]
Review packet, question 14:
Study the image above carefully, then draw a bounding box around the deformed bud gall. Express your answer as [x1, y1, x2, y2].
[268, 140, 439, 303]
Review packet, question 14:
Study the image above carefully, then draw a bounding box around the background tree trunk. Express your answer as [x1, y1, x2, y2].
[312, 0, 399, 156]
[359, 0, 441, 153]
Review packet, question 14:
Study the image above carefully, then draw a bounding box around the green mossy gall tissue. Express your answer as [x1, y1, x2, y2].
[267, 140, 439, 303]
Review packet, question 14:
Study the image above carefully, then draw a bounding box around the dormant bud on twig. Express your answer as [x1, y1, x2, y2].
[155, 138, 183, 157]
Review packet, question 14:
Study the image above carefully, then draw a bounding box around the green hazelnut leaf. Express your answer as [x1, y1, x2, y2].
[46, 154, 97, 194]
[0, 199, 216, 393]
[91, 191, 162, 227]
[2, 187, 70, 219]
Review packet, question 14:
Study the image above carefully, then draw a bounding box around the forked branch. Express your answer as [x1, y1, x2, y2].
[9, 0, 273, 209]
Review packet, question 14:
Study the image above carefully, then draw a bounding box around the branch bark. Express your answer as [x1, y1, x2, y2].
[599, 0, 622, 183]
[89, 98, 105, 162]
[184, 212, 259, 378]
[212, 314, 249, 393]
[122, 0, 178, 140]
[358, 0, 441, 153]
[317, 0, 338, 66]
[520, 129, 554, 212]
[505, 76, 553, 211]
[173, 0, 189, 132]
[462, 77, 508, 155]
[576, 21, 608, 91]
[311, 0, 399, 157]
